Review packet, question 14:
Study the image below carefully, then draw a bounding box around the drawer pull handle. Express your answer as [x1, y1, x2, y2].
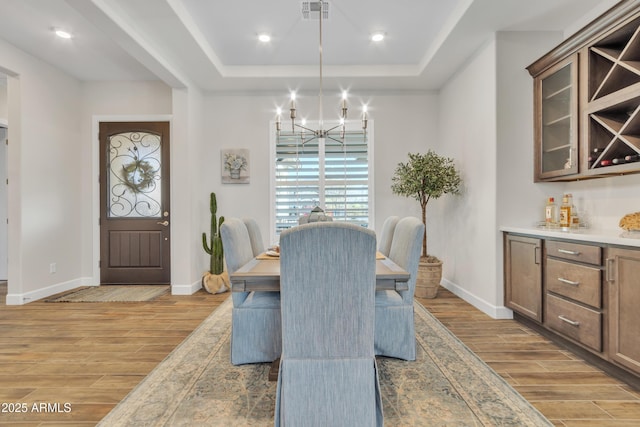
[558, 249, 581, 256]
[558, 315, 580, 327]
[557, 277, 580, 286]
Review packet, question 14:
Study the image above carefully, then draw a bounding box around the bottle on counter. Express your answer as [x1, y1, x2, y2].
[568, 194, 580, 229]
[545, 197, 558, 227]
[559, 194, 572, 231]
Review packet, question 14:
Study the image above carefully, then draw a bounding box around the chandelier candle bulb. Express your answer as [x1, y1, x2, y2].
[362, 106, 368, 130]
[341, 91, 348, 118]
[275, 109, 282, 133]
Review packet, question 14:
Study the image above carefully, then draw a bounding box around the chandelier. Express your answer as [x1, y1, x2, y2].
[275, 1, 368, 145]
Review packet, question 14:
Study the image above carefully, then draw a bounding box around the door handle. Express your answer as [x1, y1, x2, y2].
[605, 258, 615, 282]
[157, 220, 169, 226]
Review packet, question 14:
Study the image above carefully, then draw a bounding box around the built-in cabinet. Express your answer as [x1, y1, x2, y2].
[504, 234, 542, 322]
[606, 247, 640, 374]
[528, 0, 640, 181]
[503, 231, 640, 381]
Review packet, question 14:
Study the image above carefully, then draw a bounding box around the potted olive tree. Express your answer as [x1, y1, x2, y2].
[391, 151, 462, 298]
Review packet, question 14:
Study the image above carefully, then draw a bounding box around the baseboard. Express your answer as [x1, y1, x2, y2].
[5, 278, 93, 305]
[171, 280, 202, 295]
[440, 278, 513, 320]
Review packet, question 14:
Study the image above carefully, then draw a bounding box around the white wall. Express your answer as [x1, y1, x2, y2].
[170, 86, 207, 294]
[435, 38, 501, 316]
[0, 126, 6, 280]
[0, 38, 83, 304]
[0, 81, 7, 121]
[0, 82, 7, 280]
[201, 92, 436, 253]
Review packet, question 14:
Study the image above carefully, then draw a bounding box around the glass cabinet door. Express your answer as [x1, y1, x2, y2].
[535, 54, 578, 180]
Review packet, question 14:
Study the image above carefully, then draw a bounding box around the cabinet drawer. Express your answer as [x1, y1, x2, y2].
[546, 293, 602, 352]
[546, 258, 602, 308]
[546, 240, 601, 265]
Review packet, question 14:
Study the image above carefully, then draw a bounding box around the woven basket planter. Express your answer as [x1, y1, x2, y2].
[416, 257, 442, 299]
[202, 271, 230, 294]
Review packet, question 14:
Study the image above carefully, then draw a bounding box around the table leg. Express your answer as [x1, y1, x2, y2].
[269, 357, 280, 381]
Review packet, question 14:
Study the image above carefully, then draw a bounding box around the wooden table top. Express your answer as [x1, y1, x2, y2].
[229, 254, 410, 292]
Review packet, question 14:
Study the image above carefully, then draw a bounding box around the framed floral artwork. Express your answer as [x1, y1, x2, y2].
[221, 148, 250, 184]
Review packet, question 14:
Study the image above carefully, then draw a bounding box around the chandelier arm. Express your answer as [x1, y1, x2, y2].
[294, 123, 317, 134]
[324, 123, 344, 133]
[325, 135, 345, 145]
[300, 135, 318, 146]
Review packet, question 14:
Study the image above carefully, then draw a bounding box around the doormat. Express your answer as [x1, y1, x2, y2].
[46, 285, 169, 303]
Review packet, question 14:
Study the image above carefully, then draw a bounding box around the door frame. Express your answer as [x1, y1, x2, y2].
[91, 115, 172, 287]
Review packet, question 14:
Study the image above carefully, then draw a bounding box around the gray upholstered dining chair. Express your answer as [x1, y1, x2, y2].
[374, 216, 424, 361]
[378, 215, 400, 257]
[220, 217, 281, 365]
[242, 217, 265, 256]
[274, 222, 383, 427]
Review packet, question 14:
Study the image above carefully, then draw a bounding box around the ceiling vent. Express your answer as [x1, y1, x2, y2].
[301, 1, 329, 20]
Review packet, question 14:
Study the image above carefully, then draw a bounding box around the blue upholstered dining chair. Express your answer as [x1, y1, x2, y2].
[374, 216, 424, 361]
[378, 215, 400, 257]
[220, 217, 281, 365]
[274, 222, 383, 427]
[242, 217, 265, 256]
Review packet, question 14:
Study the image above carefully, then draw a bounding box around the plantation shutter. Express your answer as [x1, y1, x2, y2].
[274, 128, 369, 237]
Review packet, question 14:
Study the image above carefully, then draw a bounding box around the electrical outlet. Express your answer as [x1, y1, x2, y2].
[49, 263, 56, 274]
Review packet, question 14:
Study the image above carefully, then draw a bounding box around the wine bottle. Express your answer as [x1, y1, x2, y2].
[612, 157, 627, 165]
[625, 154, 640, 162]
[592, 147, 605, 154]
[600, 159, 612, 166]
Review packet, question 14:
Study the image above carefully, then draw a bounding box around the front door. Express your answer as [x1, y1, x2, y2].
[99, 122, 170, 284]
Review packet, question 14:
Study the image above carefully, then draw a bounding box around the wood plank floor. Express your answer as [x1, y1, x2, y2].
[0, 282, 639, 426]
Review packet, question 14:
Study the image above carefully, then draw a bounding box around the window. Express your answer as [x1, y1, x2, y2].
[271, 121, 373, 240]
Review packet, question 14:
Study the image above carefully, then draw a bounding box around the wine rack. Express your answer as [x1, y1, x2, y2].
[587, 14, 640, 172]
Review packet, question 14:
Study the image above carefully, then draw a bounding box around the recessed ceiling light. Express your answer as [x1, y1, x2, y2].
[258, 33, 271, 43]
[54, 28, 72, 39]
[371, 32, 385, 42]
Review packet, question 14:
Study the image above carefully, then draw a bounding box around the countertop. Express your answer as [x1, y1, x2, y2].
[499, 225, 640, 248]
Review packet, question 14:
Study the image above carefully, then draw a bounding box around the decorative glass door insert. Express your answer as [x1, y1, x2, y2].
[107, 131, 162, 218]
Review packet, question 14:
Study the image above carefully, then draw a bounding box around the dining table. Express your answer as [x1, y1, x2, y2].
[230, 250, 410, 381]
[229, 251, 410, 292]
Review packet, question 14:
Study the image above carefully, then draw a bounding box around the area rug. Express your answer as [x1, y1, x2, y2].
[98, 298, 552, 426]
[46, 285, 169, 302]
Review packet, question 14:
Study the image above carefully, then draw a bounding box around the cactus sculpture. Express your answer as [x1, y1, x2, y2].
[202, 192, 225, 275]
